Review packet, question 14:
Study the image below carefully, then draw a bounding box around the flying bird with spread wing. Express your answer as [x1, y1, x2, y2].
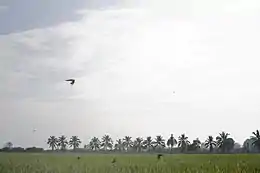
[65, 79, 75, 85]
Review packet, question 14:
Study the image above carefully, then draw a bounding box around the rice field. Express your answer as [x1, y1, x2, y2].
[0, 153, 260, 173]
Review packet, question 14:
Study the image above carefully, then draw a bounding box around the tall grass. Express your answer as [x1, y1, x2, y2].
[0, 153, 260, 173]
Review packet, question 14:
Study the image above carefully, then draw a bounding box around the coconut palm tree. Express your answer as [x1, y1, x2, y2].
[89, 137, 101, 151]
[216, 131, 230, 153]
[47, 136, 58, 151]
[143, 136, 153, 152]
[153, 135, 165, 149]
[101, 134, 113, 151]
[188, 138, 201, 151]
[167, 134, 177, 152]
[224, 138, 235, 152]
[193, 138, 201, 148]
[251, 130, 260, 151]
[123, 136, 133, 151]
[69, 136, 81, 150]
[58, 135, 68, 151]
[133, 137, 143, 152]
[178, 134, 190, 153]
[114, 139, 124, 151]
[4, 142, 13, 149]
[204, 136, 216, 153]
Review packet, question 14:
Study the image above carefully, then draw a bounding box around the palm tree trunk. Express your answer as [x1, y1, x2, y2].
[209, 145, 213, 153]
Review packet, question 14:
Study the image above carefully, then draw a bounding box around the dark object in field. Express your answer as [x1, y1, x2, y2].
[77, 156, 81, 160]
[65, 79, 75, 85]
[157, 154, 163, 160]
[111, 158, 116, 164]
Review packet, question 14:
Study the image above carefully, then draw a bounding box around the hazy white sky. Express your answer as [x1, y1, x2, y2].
[0, 0, 260, 148]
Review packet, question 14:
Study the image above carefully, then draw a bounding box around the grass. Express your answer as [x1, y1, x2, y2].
[0, 153, 260, 173]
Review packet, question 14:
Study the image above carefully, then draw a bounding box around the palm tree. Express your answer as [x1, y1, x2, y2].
[69, 136, 81, 150]
[114, 139, 124, 151]
[133, 137, 143, 152]
[188, 138, 201, 151]
[123, 136, 133, 151]
[47, 136, 58, 151]
[216, 131, 230, 153]
[193, 138, 201, 148]
[101, 134, 113, 151]
[167, 134, 177, 152]
[153, 135, 165, 149]
[178, 134, 190, 153]
[251, 130, 260, 151]
[204, 136, 216, 153]
[58, 135, 68, 151]
[4, 142, 13, 149]
[143, 136, 153, 152]
[89, 137, 101, 151]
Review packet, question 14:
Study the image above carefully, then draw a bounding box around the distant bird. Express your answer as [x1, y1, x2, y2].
[77, 156, 81, 160]
[157, 154, 163, 160]
[33, 129, 37, 133]
[65, 79, 75, 85]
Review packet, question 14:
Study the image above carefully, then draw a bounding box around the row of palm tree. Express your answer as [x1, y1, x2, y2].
[47, 135, 81, 151]
[47, 130, 260, 153]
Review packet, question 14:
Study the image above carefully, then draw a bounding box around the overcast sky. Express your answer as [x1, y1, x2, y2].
[0, 0, 260, 148]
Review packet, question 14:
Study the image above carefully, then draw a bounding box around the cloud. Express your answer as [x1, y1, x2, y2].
[0, 5, 8, 12]
[1, 0, 260, 146]
[0, 7, 149, 101]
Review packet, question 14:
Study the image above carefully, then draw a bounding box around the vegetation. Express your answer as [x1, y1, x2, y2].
[1, 154, 260, 173]
[178, 134, 190, 153]
[1, 130, 260, 154]
[166, 134, 177, 152]
[58, 135, 68, 151]
[205, 136, 217, 153]
[47, 136, 58, 151]
[251, 130, 260, 152]
[1, 130, 260, 172]
[69, 136, 81, 150]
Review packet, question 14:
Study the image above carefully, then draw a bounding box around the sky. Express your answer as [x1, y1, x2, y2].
[0, 0, 260, 148]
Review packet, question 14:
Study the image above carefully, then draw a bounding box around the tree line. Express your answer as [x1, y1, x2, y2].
[1, 130, 260, 154]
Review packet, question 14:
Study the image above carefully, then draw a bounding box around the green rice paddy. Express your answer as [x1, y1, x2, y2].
[0, 153, 260, 173]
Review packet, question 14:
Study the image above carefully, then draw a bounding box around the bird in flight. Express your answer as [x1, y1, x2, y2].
[65, 79, 75, 85]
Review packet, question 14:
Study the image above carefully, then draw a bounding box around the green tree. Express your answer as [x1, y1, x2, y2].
[47, 136, 58, 151]
[224, 138, 235, 152]
[143, 136, 153, 152]
[114, 139, 124, 151]
[204, 136, 216, 153]
[89, 137, 101, 151]
[216, 131, 230, 153]
[69, 136, 81, 150]
[133, 137, 143, 152]
[6, 142, 13, 149]
[101, 134, 113, 151]
[123, 136, 133, 151]
[178, 134, 190, 153]
[251, 130, 260, 152]
[153, 135, 165, 149]
[58, 135, 68, 151]
[167, 134, 177, 152]
[188, 138, 201, 151]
